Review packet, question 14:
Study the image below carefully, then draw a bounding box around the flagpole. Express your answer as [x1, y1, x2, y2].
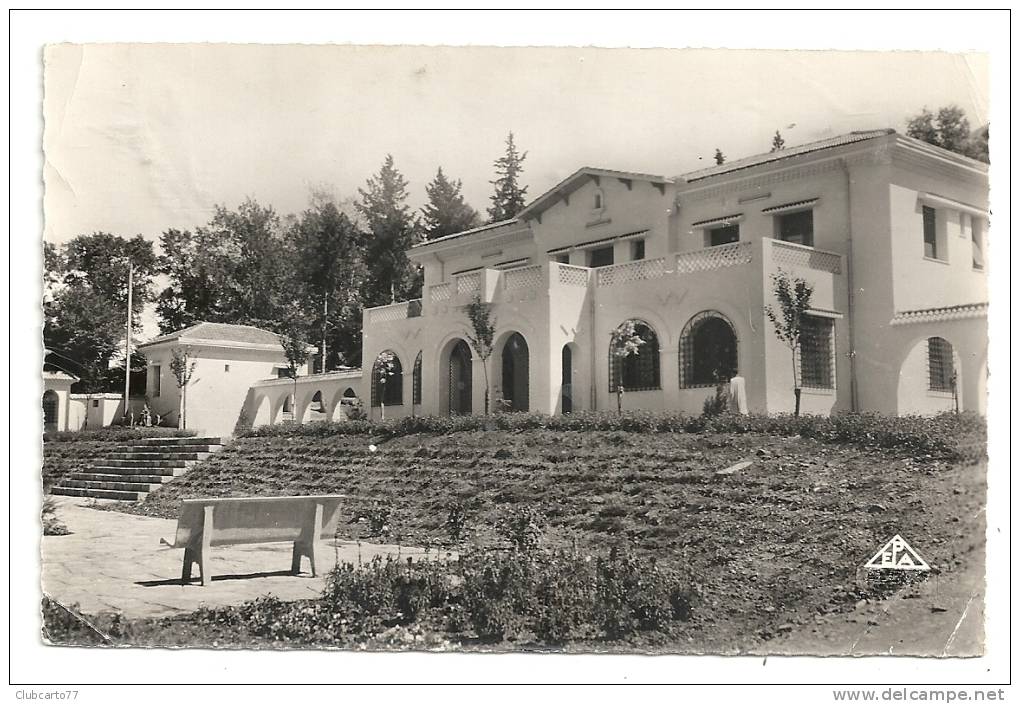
[124, 262, 133, 422]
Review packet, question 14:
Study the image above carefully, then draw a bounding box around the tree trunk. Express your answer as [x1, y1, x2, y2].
[321, 294, 328, 374]
[791, 349, 800, 418]
[179, 385, 186, 430]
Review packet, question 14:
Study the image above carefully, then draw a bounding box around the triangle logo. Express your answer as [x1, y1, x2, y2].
[864, 534, 931, 571]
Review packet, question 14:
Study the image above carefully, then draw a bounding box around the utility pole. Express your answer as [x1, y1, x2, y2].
[123, 261, 133, 422]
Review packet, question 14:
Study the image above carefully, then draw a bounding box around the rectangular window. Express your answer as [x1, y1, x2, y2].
[927, 338, 955, 392]
[922, 205, 938, 259]
[277, 367, 292, 379]
[972, 218, 985, 270]
[707, 224, 739, 247]
[631, 239, 645, 261]
[224, 364, 230, 372]
[152, 365, 161, 397]
[777, 209, 814, 247]
[799, 316, 834, 389]
[587, 246, 614, 268]
[555, 253, 570, 265]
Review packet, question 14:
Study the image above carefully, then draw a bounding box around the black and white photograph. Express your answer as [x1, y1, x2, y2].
[10, 8, 1011, 697]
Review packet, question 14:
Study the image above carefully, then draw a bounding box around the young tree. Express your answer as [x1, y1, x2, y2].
[764, 271, 814, 417]
[464, 294, 496, 415]
[169, 347, 198, 429]
[357, 155, 421, 306]
[609, 320, 646, 415]
[288, 193, 367, 371]
[422, 167, 481, 240]
[373, 350, 398, 420]
[713, 148, 726, 165]
[279, 321, 312, 422]
[770, 130, 786, 152]
[487, 132, 529, 222]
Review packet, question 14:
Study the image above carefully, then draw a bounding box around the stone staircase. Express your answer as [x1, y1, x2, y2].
[50, 436, 226, 501]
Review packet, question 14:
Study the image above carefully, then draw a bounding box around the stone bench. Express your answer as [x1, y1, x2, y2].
[168, 495, 346, 586]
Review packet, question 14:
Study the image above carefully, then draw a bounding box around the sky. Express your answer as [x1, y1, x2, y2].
[42, 44, 989, 247]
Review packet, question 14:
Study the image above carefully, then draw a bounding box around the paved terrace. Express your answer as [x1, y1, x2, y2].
[42, 497, 439, 620]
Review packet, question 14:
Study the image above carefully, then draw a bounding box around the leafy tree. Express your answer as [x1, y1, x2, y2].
[487, 132, 529, 222]
[155, 227, 232, 333]
[422, 167, 480, 240]
[713, 148, 726, 165]
[289, 192, 367, 370]
[770, 130, 785, 152]
[169, 347, 198, 429]
[464, 294, 496, 415]
[44, 233, 156, 398]
[906, 105, 988, 163]
[357, 155, 421, 306]
[208, 199, 291, 328]
[764, 271, 814, 417]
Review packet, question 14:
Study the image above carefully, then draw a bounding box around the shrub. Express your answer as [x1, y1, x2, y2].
[43, 427, 197, 443]
[239, 411, 983, 460]
[497, 506, 545, 553]
[444, 502, 468, 543]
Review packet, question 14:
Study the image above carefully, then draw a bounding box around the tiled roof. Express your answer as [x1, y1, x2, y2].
[889, 302, 988, 326]
[43, 370, 79, 382]
[139, 321, 284, 348]
[680, 129, 896, 183]
[410, 219, 522, 249]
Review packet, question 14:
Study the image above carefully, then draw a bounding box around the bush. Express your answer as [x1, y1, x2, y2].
[497, 506, 545, 552]
[44, 427, 197, 443]
[241, 410, 984, 461]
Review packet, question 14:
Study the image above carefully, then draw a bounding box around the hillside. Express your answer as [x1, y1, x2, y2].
[119, 416, 986, 651]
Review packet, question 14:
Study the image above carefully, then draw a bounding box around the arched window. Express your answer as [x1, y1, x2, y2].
[593, 189, 604, 211]
[679, 311, 738, 388]
[609, 320, 660, 392]
[42, 390, 59, 431]
[412, 351, 423, 405]
[926, 337, 955, 392]
[371, 351, 404, 407]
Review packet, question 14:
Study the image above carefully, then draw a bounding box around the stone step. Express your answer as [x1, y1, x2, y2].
[105, 451, 207, 461]
[101, 458, 192, 468]
[120, 445, 222, 454]
[50, 486, 144, 501]
[138, 436, 225, 446]
[71, 472, 175, 484]
[91, 465, 187, 477]
[59, 478, 162, 493]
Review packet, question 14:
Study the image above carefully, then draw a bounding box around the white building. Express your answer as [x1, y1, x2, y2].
[361, 130, 987, 419]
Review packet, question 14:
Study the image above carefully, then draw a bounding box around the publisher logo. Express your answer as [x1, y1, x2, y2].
[865, 534, 931, 571]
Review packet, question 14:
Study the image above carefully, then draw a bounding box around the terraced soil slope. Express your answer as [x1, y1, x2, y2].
[126, 428, 985, 652]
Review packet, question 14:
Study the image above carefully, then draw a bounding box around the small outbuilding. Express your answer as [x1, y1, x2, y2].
[138, 322, 313, 438]
[42, 370, 79, 433]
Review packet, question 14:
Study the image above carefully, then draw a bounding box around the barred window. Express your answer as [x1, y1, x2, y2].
[679, 311, 738, 388]
[412, 351, 422, 405]
[370, 351, 403, 407]
[927, 337, 955, 392]
[609, 320, 660, 392]
[798, 316, 834, 389]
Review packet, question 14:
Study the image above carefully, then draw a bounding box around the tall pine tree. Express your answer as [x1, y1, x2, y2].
[714, 148, 726, 165]
[422, 167, 480, 240]
[487, 132, 529, 222]
[356, 155, 421, 306]
[770, 130, 786, 152]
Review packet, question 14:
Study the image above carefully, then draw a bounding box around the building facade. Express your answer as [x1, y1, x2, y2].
[361, 130, 988, 419]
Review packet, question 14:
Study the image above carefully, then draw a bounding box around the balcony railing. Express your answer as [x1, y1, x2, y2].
[770, 240, 842, 274]
[429, 282, 452, 303]
[456, 271, 482, 296]
[595, 258, 666, 287]
[675, 241, 752, 274]
[557, 263, 590, 287]
[366, 299, 422, 324]
[503, 265, 543, 290]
